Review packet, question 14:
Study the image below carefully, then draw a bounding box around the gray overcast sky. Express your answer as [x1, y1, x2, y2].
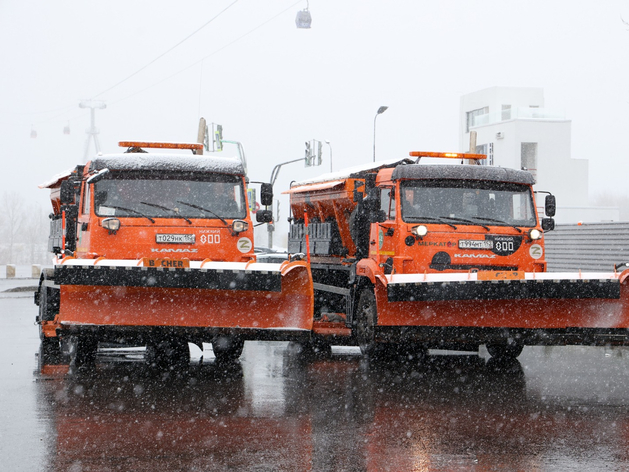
[2, 1, 629, 239]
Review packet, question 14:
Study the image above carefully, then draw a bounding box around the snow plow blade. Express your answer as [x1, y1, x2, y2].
[375, 270, 629, 346]
[54, 259, 313, 341]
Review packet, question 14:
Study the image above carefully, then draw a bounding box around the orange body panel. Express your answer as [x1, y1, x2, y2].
[58, 262, 313, 332]
[374, 278, 629, 330]
[372, 222, 546, 274]
[76, 216, 254, 262]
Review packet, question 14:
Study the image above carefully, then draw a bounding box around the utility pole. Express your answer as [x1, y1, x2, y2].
[79, 100, 107, 162]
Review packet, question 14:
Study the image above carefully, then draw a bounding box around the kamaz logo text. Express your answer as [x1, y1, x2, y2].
[454, 253, 497, 259]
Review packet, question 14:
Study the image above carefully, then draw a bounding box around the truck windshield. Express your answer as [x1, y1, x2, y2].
[400, 179, 537, 227]
[94, 172, 247, 220]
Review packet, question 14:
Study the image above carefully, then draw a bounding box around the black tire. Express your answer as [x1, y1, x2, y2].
[310, 339, 332, 358]
[37, 282, 62, 358]
[355, 289, 378, 357]
[39, 335, 63, 366]
[146, 336, 190, 370]
[486, 342, 524, 359]
[296, 338, 332, 359]
[68, 335, 98, 369]
[397, 342, 428, 363]
[212, 336, 245, 363]
[40, 332, 62, 358]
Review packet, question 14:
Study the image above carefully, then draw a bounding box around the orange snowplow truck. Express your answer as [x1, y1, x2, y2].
[286, 152, 629, 359]
[35, 141, 313, 368]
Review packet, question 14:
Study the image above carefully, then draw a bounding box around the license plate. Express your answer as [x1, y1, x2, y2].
[156, 234, 195, 244]
[458, 239, 493, 250]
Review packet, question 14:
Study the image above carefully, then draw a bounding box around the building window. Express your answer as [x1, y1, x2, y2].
[521, 142, 537, 179]
[501, 105, 511, 121]
[476, 143, 494, 166]
[466, 107, 488, 132]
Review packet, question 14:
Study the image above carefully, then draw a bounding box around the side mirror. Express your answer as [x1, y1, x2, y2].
[60, 180, 76, 205]
[541, 218, 555, 232]
[365, 187, 381, 212]
[260, 183, 273, 207]
[545, 194, 556, 217]
[86, 168, 110, 184]
[371, 210, 387, 224]
[256, 209, 273, 224]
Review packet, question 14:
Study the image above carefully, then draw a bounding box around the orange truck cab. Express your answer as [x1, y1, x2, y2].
[35, 141, 313, 368]
[287, 152, 629, 359]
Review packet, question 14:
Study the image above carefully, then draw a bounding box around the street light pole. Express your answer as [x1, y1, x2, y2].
[325, 140, 332, 172]
[373, 106, 388, 162]
[266, 157, 307, 248]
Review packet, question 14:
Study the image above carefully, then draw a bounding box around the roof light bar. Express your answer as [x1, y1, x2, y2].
[409, 151, 487, 160]
[118, 141, 204, 151]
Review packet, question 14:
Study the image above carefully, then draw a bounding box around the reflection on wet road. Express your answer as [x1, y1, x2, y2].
[5, 295, 629, 471]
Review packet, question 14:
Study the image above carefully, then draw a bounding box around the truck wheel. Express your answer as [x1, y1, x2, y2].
[146, 336, 190, 370]
[356, 289, 378, 357]
[212, 336, 244, 363]
[486, 342, 524, 359]
[68, 335, 98, 369]
[397, 342, 428, 363]
[39, 333, 63, 365]
[37, 282, 61, 360]
[40, 331, 62, 360]
[296, 338, 332, 359]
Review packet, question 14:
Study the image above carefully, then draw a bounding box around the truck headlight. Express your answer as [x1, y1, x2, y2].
[232, 220, 249, 233]
[413, 225, 428, 238]
[102, 218, 120, 234]
[529, 228, 542, 240]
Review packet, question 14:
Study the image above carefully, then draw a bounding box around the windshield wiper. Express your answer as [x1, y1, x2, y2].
[101, 205, 155, 223]
[437, 216, 491, 231]
[140, 201, 192, 224]
[176, 200, 229, 227]
[405, 216, 458, 230]
[472, 217, 523, 233]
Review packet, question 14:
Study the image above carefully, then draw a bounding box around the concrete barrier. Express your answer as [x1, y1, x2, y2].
[6, 265, 16, 278]
[32, 265, 42, 279]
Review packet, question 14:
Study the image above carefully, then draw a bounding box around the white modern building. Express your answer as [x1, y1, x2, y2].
[459, 87, 618, 223]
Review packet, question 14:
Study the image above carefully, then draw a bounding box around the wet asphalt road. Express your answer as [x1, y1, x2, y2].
[3, 287, 629, 471]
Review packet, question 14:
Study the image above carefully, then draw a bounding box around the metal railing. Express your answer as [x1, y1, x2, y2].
[472, 107, 566, 128]
[544, 222, 629, 272]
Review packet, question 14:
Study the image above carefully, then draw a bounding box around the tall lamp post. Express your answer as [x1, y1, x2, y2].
[325, 139, 332, 172]
[373, 105, 388, 162]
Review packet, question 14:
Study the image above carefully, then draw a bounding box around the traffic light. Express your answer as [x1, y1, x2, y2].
[214, 124, 223, 152]
[304, 140, 322, 167]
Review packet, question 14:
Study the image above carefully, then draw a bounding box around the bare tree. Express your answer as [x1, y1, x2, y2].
[22, 203, 50, 265]
[0, 192, 24, 264]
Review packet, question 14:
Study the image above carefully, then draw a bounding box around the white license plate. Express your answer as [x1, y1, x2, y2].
[458, 239, 493, 250]
[156, 234, 195, 244]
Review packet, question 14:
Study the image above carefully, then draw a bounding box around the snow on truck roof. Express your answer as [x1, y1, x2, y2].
[392, 164, 536, 185]
[38, 167, 75, 189]
[288, 157, 535, 192]
[89, 153, 246, 176]
[290, 158, 414, 188]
